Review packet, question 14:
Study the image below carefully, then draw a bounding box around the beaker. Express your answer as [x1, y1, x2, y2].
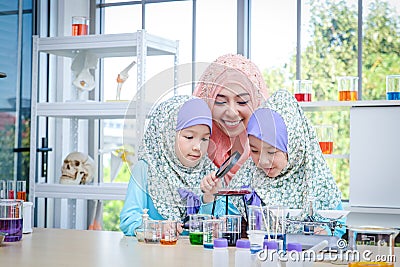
[189, 214, 211, 245]
[348, 226, 398, 267]
[386, 75, 400, 100]
[220, 214, 242, 246]
[160, 220, 178, 245]
[72, 16, 89, 36]
[202, 219, 223, 249]
[337, 76, 358, 101]
[143, 220, 161, 243]
[247, 205, 264, 231]
[315, 125, 334, 154]
[294, 80, 313, 102]
[0, 199, 23, 242]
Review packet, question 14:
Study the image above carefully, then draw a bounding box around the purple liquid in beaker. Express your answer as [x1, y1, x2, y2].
[0, 218, 23, 242]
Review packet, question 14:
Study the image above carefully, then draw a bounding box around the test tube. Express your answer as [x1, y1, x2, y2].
[7, 180, 15, 199]
[0, 180, 5, 199]
[17, 181, 26, 201]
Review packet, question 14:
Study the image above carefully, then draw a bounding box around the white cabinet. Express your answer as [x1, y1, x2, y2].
[29, 30, 179, 227]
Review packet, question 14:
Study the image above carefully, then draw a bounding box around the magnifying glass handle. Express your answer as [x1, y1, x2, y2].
[211, 200, 216, 216]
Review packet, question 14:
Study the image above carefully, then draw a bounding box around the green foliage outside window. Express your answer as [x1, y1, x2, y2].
[103, 163, 131, 231]
[0, 116, 30, 195]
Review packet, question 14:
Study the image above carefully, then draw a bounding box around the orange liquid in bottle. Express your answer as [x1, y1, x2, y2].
[319, 141, 333, 154]
[72, 24, 88, 36]
[160, 239, 177, 245]
[339, 91, 358, 101]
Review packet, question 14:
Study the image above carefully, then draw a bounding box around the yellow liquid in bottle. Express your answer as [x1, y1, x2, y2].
[349, 262, 394, 267]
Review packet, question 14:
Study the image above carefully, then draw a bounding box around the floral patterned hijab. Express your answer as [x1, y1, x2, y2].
[231, 90, 341, 217]
[138, 95, 216, 220]
[193, 54, 268, 181]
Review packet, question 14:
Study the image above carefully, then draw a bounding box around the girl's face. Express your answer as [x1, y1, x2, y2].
[175, 124, 211, 168]
[248, 135, 288, 178]
[212, 84, 254, 138]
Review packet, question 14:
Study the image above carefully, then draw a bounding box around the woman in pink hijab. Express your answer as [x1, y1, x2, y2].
[193, 54, 268, 186]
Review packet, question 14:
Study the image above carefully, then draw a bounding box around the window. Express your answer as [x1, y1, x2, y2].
[0, 0, 33, 199]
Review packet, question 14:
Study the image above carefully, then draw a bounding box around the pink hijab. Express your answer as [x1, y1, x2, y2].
[193, 54, 268, 183]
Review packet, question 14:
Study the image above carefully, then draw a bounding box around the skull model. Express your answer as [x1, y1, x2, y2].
[60, 152, 95, 185]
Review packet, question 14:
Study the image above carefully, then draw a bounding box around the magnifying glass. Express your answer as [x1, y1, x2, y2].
[215, 151, 241, 179]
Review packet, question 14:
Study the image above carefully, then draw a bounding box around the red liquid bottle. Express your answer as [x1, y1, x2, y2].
[8, 190, 14, 199]
[294, 93, 312, 102]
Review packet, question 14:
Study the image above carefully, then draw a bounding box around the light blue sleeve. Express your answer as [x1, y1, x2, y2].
[119, 160, 164, 236]
[198, 195, 241, 217]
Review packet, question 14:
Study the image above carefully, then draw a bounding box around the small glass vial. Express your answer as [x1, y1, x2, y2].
[213, 238, 229, 267]
[235, 239, 251, 267]
[261, 240, 279, 267]
[134, 208, 149, 242]
[286, 243, 303, 267]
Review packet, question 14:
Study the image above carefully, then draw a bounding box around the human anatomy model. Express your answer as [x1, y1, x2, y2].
[116, 60, 136, 100]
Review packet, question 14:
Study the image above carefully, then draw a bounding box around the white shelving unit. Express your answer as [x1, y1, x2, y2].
[300, 100, 400, 159]
[300, 100, 400, 111]
[29, 30, 179, 228]
[300, 100, 400, 218]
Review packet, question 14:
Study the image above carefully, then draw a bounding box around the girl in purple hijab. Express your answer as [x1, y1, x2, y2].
[120, 95, 216, 236]
[230, 90, 345, 237]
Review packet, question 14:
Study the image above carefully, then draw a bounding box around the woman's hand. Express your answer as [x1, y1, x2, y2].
[314, 226, 328, 235]
[200, 171, 222, 203]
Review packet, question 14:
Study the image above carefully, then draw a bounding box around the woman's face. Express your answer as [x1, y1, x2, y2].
[248, 135, 288, 178]
[175, 124, 211, 168]
[212, 83, 254, 138]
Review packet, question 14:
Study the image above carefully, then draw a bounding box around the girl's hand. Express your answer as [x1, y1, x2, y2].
[200, 172, 221, 203]
[177, 223, 184, 234]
